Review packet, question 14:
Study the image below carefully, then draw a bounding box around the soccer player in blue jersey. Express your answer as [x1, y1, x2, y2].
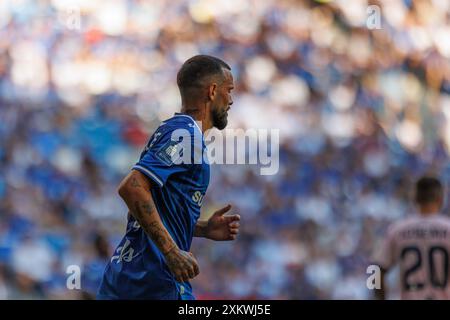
[97, 55, 240, 300]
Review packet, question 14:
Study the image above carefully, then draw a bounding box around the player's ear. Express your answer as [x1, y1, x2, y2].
[208, 83, 217, 101]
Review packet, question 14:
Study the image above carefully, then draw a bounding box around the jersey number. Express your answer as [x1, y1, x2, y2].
[401, 246, 449, 290]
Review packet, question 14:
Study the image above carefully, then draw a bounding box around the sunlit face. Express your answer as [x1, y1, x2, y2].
[211, 68, 234, 130]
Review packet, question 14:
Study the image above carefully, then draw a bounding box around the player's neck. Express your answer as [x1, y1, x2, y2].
[419, 203, 441, 216]
[180, 106, 213, 133]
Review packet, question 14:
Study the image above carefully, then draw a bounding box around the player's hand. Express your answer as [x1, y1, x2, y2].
[206, 204, 240, 241]
[164, 247, 200, 282]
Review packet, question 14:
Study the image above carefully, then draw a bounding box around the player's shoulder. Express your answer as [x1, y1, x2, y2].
[386, 214, 422, 235]
[162, 113, 199, 133]
[431, 214, 450, 228]
[389, 214, 450, 234]
[149, 114, 198, 144]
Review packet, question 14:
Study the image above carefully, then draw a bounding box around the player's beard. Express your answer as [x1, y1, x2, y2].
[212, 107, 228, 130]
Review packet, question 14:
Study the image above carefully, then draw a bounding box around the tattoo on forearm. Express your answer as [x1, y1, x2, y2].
[132, 200, 173, 254]
[147, 221, 169, 252]
[133, 200, 156, 217]
[142, 202, 155, 215]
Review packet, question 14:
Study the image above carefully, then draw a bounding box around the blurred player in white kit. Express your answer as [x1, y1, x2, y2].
[373, 176, 450, 300]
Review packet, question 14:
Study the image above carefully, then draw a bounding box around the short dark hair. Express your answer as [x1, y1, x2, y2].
[176, 55, 231, 96]
[415, 176, 443, 205]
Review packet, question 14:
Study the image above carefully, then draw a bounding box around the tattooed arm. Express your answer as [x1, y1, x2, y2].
[117, 169, 199, 282]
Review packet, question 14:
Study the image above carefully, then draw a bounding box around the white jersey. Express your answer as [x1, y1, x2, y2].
[374, 214, 450, 300]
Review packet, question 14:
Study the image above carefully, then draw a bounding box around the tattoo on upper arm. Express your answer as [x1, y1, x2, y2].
[130, 177, 142, 188]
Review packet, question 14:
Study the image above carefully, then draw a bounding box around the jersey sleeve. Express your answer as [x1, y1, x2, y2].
[372, 224, 397, 271]
[132, 124, 193, 187]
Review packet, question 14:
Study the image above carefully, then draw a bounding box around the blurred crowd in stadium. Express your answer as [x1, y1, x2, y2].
[1, 0, 450, 299]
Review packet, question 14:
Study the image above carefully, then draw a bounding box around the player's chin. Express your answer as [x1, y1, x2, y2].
[214, 115, 228, 130]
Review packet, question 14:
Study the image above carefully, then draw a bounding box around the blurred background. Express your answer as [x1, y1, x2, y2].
[1, 0, 450, 299]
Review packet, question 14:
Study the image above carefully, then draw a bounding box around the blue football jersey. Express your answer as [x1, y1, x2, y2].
[97, 113, 210, 300]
